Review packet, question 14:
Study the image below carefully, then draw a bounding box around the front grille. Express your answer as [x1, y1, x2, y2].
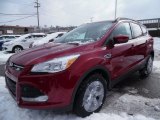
[5, 77, 16, 96]
[21, 84, 44, 98]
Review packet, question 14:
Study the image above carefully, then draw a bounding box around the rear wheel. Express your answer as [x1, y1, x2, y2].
[73, 73, 107, 117]
[139, 56, 153, 77]
[13, 46, 23, 53]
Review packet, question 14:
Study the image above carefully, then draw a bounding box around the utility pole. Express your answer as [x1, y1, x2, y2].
[115, 0, 117, 19]
[34, 0, 40, 30]
[90, 17, 94, 23]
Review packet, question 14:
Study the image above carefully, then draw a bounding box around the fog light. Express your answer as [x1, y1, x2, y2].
[22, 95, 48, 102]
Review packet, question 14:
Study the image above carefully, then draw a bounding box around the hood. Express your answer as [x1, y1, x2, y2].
[9, 43, 90, 66]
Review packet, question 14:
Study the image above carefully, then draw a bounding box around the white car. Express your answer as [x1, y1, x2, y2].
[31, 32, 66, 47]
[0, 35, 21, 50]
[2, 33, 46, 53]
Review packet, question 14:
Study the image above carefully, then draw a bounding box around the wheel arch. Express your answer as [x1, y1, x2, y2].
[150, 50, 154, 60]
[71, 65, 111, 109]
[12, 45, 23, 52]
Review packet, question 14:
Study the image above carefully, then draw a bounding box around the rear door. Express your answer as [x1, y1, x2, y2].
[108, 22, 135, 79]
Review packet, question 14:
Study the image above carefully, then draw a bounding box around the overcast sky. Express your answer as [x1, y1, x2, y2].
[0, 0, 159, 27]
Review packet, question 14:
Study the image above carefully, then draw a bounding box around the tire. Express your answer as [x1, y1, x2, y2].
[73, 73, 107, 117]
[139, 56, 153, 77]
[13, 46, 23, 53]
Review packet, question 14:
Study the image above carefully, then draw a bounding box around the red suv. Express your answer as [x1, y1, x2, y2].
[5, 18, 154, 117]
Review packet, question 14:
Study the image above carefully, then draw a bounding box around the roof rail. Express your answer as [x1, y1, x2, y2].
[115, 17, 137, 22]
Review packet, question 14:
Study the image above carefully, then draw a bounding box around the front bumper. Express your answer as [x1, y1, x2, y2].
[5, 67, 76, 111]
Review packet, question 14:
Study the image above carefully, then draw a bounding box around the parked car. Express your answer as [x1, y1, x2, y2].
[2, 33, 46, 53]
[0, 35, 21, 50]
[30, 32, 66, 48]
[5, 18, 154, 117]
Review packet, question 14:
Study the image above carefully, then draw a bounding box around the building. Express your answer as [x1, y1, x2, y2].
[0, 25, 34, 35]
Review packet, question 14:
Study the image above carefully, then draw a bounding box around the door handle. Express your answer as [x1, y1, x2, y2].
[104, 54, 112, 59]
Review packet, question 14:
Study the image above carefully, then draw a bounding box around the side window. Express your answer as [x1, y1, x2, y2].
[56, 33, 64, 38]
[131, 23, 143, 38]
[33, 35, 45, 38]
[112, 23, 132, 39]
[141, 26, 147, 35]
[8, 36, 15, 39]
[0, 37, 3, 41]
[4, 36, 10, 39]
[25, 35, 32, 39]
[15, 36, 20, 38]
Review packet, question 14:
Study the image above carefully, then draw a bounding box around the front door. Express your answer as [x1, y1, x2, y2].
[107, 22, 134, 80]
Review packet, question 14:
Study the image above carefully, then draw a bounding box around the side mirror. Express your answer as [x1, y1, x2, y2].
[113, 35, 129, 44]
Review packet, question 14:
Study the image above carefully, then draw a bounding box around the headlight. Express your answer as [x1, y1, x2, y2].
[31, 54, 80, 73]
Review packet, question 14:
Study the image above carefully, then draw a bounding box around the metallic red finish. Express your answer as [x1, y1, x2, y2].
[5, 19, 154, 111]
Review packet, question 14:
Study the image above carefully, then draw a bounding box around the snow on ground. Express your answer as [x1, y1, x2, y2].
[0, 51, 13, 65]
[154, 37, 160, 51]
[0, 76, 158, 120]
[153, 61, 160, 71]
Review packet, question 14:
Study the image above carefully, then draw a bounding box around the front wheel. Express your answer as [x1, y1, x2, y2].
[139, 56, 153, 77]
[73, 74, 107, 117]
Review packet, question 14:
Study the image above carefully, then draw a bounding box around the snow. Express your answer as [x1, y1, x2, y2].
[153, 61, 160, 72]
[0, 51, 13, 65]
[0, 76, 159, 120]
[154, 37, 160, 50]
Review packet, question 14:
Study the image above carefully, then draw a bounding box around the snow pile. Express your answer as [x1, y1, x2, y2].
[102, 93, 160, 119]
[154, 37, 160, 50]
[0, 51, 13, 65]
[153, 61, 160, 72]
[0, 76, 159, 120]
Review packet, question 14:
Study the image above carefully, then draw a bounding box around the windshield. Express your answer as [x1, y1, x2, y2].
[54, 21, 113, 44]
